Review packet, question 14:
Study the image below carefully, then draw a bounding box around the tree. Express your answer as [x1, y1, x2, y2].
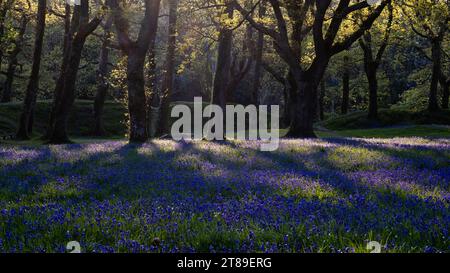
[415, 43, 450, 110]
[318, 79, 325, 120]
[47, 0, 104, 143]
[43, 3, 73, 140]
[251, 0, 266, 105]
[1, 5, 29, 102]
[228, 23, 253, 102]
[16, 0, 47, 139]
[146, 9, 159, 138]
[440, 74, 449, 109]
[341, 55, 350, 115]
[212, 2, 234, 111]
[92, 15, 113, 136]
[110, 0, 161, 142]
[401, 0, 449, 112]
[261, 60, 289, 124]
[0, 0, 15, 81]
[158, 0, 179, 136]
[213, 1, 253, 113]
[359, 3, 393, 120]
[235, 0, 392, 137]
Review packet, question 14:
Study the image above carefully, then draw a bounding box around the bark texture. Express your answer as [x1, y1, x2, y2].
[17, 0, 47, 140]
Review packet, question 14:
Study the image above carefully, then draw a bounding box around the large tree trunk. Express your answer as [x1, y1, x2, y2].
[1, 15, 28, 103]
[48, 0, 102, 144]
[212, 5, 233, 110]
[16, 0, 47, 140]
[428, 39, 441, 112]
[341, 56, 350, 115]
[287, 81, 318, 138]
[127, 51, 149, 142]
[286, 56, 329, 138]
[44, 4, 72, 139]
[48, 35, 88, 144]
[158, 0, 178, 136]
[92, 16, 113, 136]
[110, 0, 160, 143]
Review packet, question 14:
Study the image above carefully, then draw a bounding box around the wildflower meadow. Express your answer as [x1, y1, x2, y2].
[1, 138, 448, 253]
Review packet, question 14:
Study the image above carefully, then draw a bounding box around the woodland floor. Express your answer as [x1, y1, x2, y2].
[0, 137, 449, 253]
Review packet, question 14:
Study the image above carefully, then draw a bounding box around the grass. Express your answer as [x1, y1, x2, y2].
[333, 125, 450, 138]
[320, 109, 450, 131]
[316, 125, 450, 139]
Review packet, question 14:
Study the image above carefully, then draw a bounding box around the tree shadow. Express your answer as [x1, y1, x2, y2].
[1, 139, 448, 252]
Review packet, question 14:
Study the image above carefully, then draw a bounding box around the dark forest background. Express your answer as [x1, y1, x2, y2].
[0, 0, 448, 143]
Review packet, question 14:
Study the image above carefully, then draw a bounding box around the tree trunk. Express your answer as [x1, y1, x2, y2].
[110, 0, 161, 143]
[127, 51, 149, 142]
[93, 16, 113, 136]
[286, 56, 329, 138]
[147, 31, 159, 137]
[441, 80, 449, 109]
[212, 5, 233, 110]
[47, 1, 102, 143]
[251, 3, 266, 106]
[287, 81, 318, 138]
[1, 56, 16, 103]
[361, 4, 392, 120]
[1, 15, 27, 103]
[0, 0, 14, 86]
[366, 65, 378, 120]
[16, 0, 47, 140]
[48, 35, 87, 144]
[341, 56, 350, 115]
[0, 7, 6, 80]
[428, 39, 441, 112]
[285, 72, 297, 128]
[158, 0, 178, 136]
[44, 4, 72, 139]
[252, 32, 263, 105]
[318, 80, 325, 121]
[282, 83, 289, 127]
[146, 2, 160, 138]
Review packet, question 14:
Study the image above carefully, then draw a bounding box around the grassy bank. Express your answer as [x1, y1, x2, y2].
[319, 109, 450, 131]
[1, 101, 449, 142]
[0, 100, 127, 137]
